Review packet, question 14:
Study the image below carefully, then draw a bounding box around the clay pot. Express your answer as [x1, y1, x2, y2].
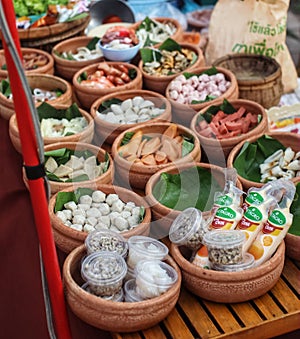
[0, 73, 72, 120]
[227, 132, 300, 191]
[63, 244, 181, 332]
[130, 17, 183, 46]
[52, 36, 104, 81]
[41, 142, 113, 195]
[49, 183, 152, 253]
[145, 162, 243, 236]
[190, 99, 268, 167]
[90, 89, 172, 146]
[111, 122, 201, 191]
[165, 66, 239, 127]
[138, 43, 205, 95]
[170, 240, 285, 303]
[72, 61, 143, 110]
[0, 47, 54, 78]
[9, 104, 94, 154]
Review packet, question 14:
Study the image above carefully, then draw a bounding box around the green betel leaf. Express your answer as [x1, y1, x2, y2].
[143, 35, 158, 47]
[121, 132, 134, 146]
[158, 38, 181, 52]
[103, 152, 110, 172]
[289, 183, 300, 236]
[233, 135, 286, 182]
[140, 47, 162, 64]
[98, 98, 122, 113]
[65, 174, 90, 182]
[54, 191, 77, 212]
[200, 66, 218, 76]
[128, 68, 137, 80]
[0, 79, 11, 97]
[37, 102, 82, 121]
[74, 187, 94, 200]
[44, 148, 67, 158]
[137, 16, 157, 31]
[78, 71, 88, 83]
[181, 135, 194, 157]
[86, 37, 100, 50]
[152, 166, 222, 212]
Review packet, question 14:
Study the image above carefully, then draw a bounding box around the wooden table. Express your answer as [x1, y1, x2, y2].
[112, 257, 300, 339]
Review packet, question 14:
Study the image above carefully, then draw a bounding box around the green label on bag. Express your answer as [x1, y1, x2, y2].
[214, 194, 233, 207]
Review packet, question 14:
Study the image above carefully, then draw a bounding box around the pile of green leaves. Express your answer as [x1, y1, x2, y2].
[45, 148, 110, 183]
[37, 102, 81, 122]
[233, 135, 286, 182]
[140, 38, 197, 74]
[289, 182, 300, 236]
[152, 166, 222, 211]
[13, 0, 68, 17]
[54, 187, 145, 223]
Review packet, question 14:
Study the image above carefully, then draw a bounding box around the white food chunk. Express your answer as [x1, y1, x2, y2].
[92, 190, 106, 203]
[111, 199, 125, 213]
[62, 209, 72, 220]
[73, 215, 86, 225]
[124, 201, 136, 212]
[98, 215, 110, 227]
[127, 215, 140, 227]
[64, 220, 72, 227]
[83, 224, 95, 233]
[106, 194, 119, 206]
[132, 206, 142, 216]
[114, 216, 129, 231]
[45, 157, 58, 173]
[72, 208, 86, 217]
[54, 164, 73, 178]
[109, 212, 120, 223]
[86, 216, 98, 226]
[64, 155, 84, 170]
[70, 224, 83, 231]
[121, 211, 131, 219]
[95, 223, 109, 230]
[79, 195, 92, 205]
[86, 208, 101, 218]
[77, 203, 90, 211]
[56, 211, 67, 223]
[64, 201, 77, 211]
[98, 203, 110, 216]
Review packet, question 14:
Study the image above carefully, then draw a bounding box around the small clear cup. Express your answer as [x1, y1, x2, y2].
[203, 230, 245, 265]
[127, 236, 169, 269]
[211, 253, 255, 272]
[134, 260, 178, 299]
[169, 207, 208, 250]
[81, 251, 127, 296]
[85, 229, 128, 258]
[81, 282, 124, 301]
[124, 279, 144, 302]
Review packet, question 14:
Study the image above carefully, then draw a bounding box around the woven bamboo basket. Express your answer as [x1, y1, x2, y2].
[213, 54, 284, 109]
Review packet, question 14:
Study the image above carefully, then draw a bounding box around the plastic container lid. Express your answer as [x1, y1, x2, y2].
[169, 207, 205, 249]
[81, 282, 124, 302]
[81, 251, 127, 296]
[134, 259, 178, 299]
[211, 253, 255, 272]
[124, 279, 144, 302]
[127, 236, 169, 269]
[204, 230, 245, 247]
[85, 229, 128, 258]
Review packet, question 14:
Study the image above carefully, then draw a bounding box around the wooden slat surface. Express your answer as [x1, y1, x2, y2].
[114, 257, 300, 339]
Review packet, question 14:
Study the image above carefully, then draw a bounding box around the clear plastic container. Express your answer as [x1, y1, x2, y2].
[203, 230, 245, 265]
[211, 253, 255, 272]
[127, 236, 169, 269]
[81, 282, 124, 301]
[81, 251, 127, 296]
[85, 229, 128, 258]
[135, 260, 178, 299]
[124, 265, 136, 282]
[169, 207, 207, 249]
[124, 279, 144, 302]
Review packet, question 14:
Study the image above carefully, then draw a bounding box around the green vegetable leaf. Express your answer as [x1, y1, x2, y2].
[45, 148, 67, 158]
[181, 135, 194, 157]
[65, 174, 90, 182]
[158, 38, 181, 52]
[78, 71, 88, 83]
[137, 16, 157, 31]
[152, 166, 222, 212]
[0, 79, 12, 98]
[233, 135, 286, 182]
[86, 37, 100, 50]
[55, 191, 77, 213]
[98, 98, 122, 113]
[139, 206, 145, 223]
[121, 132, 134, 146]
[140, 47, 162, 64]
[183, 67, 218, 80]
[289, 182, 300, 236]
[37, 102, 82, 121]
[128, 68, 137, 80]
[103, 152, 110, 172]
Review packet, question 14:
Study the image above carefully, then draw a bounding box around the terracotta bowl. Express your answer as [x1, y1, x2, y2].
[111, 122, 201, 191]
[285, 233, 300, 261]
[90, 89, 172, 146]
[52, 36, 104, 81]
[145, 162, 243, 236]
[227, 132, 300, 191]
[190, 99, 268, 167]
[63, 244, 181, 332]
[9, 104, 94, 154]
[49, 183, 152, 253]
[0, 73, 72, 120]
[170, 240, 285, 303]
[138, 43, 205, 95]
[130, 17, 183, 47]
[0, 47, 54, 78]
[72, 61, 143, 110]
[165, 66, 239, 127]
[29, 142, 114, 195]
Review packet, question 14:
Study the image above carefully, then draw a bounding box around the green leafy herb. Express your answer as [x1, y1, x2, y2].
[152, 166, 222, 211]
[233, 135, 286, 182]
[78, 71, 88, 83]
[181, 135, 194, 157]
[37, 102, 82, 121]
[158, 38, 181, 52]
[138, 206, 145, 223]
[98, 98, 122, 113]
[86, 37, 100, 50]
[120, 132, 134, 146]
[1, 64, 7, 70]
[289, 182, 300, 236]
[191, 95, 217, 105]
[128, 68, 137, 80]
[183, 67, 218, 80]
[0, 79, 12, 97]
[137, 16, 157, 31]
[54, 187, 94, 212]
[140, 48, 162, 64]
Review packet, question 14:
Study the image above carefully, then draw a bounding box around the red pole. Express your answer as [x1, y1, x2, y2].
[1, 1, 71, 338]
